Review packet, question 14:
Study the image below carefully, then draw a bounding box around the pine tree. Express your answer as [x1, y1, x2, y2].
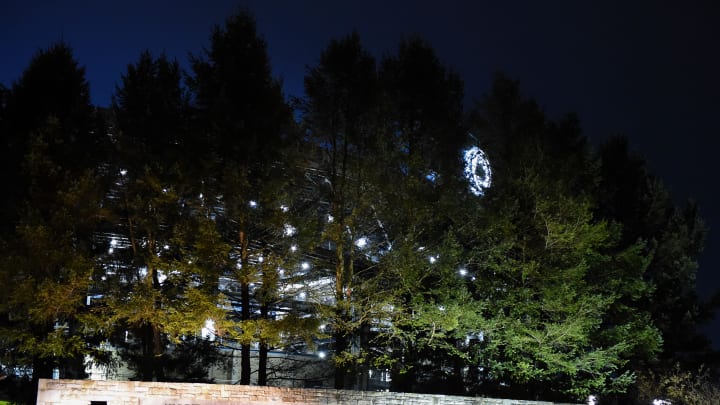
[301, 32, 388, 389]
[101, 51, 228, 381]
[0, 120, 106, 402]
[458, 75, 660, 401]
[190, 10, 297, 385]
[0, 44, 105, 402]
[596, 137, 715, 379]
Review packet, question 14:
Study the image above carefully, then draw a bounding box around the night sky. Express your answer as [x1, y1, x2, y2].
[2, 0, 719, 346]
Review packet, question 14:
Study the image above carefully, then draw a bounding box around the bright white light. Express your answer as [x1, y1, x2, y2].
[110, 238, 118, 247]
[249, 200, 258, 208]
[429, 255, 438, 264]
[119, 169, 127, 176]
[163, 244, 170, 250]
[257, 256, 264, 263]
[463, 146, 492, 196]
[301, 262, 310, 270]
[108, 247, 114, 254]
[459, 267, 467, 276]
[199, 193, 204, 199]
[283, 224, 297, 237]
[327, 214, 334, 223]
[354, 237, 368, 249]
[280, 204, 289, 213]
[201, 319, 216, 341]
[162, 188, 168, 193]
[290, 244, 298, 252]
[318, 351, 326, 359]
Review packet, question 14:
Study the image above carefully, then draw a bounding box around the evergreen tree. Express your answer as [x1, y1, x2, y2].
[102, 51, 228, 381]
[190, 10, 297, 385]
[0, 120, 105, 402]
[370, 37, 474, 393]
[596, 137, 715, 378]
[302, 32, 388, 389]
[459, 75, 661, 401]
[0, 43, 104, 403]
[0, 42, 99, 234]
[379, 36, 466, 178]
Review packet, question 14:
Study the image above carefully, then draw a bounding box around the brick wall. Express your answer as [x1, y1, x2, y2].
[36, 379, 578, 405]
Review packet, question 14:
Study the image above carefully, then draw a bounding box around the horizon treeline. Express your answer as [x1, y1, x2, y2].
[1, 10, 717, 405]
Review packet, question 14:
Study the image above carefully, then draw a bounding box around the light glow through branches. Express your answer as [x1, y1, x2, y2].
[463, 146, 492, 196]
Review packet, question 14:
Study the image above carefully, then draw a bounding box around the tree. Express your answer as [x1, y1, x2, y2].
[457, 75, 661, 401]
[190, 10, 297, 385]
[379, 36, 466, 177]
[1, 42, 100, 234]
[101, 51, 229, 381]
[368, 37, 475, 393]
[0, 43, 104, 403]
[302, 31, 388, 389]
[0, 120, 106, 403]
[596, 137, 716, 389]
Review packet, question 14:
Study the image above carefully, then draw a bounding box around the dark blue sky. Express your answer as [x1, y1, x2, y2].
[2, 0, 719, 345]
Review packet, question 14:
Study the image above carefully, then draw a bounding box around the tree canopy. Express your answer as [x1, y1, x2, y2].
[0, 10, 716, 405]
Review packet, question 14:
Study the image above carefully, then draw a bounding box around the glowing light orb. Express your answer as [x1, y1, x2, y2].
[354, 237, 368, 249]
[283, 224, 297, 237]
[463, 146, 492, 196]
[201, 319, 216, 340]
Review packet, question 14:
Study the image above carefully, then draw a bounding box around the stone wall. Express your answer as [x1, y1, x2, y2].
[37, 379, 578, 405]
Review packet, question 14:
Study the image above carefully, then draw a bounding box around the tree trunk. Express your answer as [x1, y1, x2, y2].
[334, 330, 347, 389]
[334, 240, 347, 390]
[152, 324, 164, 381]
[240, 281, 251, 385]
[258, 298, 269, 386]
[357, 322, 370, 390]
[30, 355, 53, 405]
[239, 230, 251, 385]
[140, 324, 154, 381]
[258, 341, 268, 386]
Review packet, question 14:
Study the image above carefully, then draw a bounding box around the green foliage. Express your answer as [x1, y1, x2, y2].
[189, 10, 303, 386]
[0, 121, 104, 400]
[467, 182, 653, 399]
[637, 364, 720, 404]
[452, 76, 665, 400]
[1, 16, 713, 404]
